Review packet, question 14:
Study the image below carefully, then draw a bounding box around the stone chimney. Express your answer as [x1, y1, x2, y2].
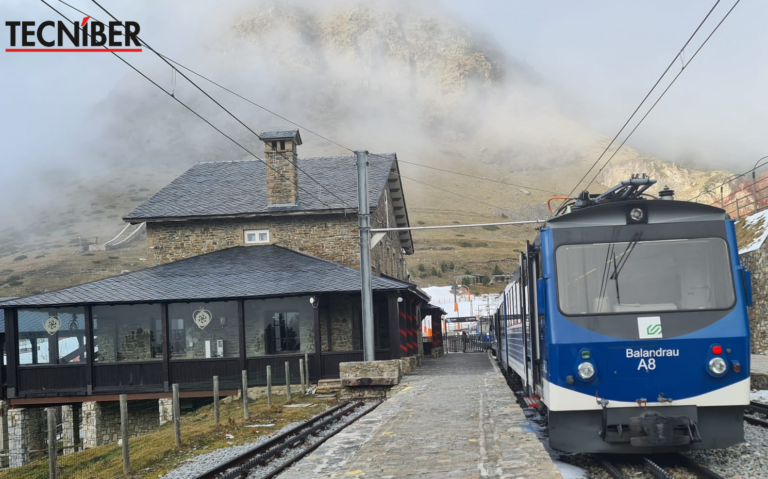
[261, 129, 303, 207]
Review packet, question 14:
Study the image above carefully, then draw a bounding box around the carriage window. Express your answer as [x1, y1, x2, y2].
[556, 238, 735, 315]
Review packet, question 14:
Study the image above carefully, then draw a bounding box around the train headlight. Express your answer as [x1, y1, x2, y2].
[709, 357, 728, 376]
[630, 208, 644, 222]
[577, 362, 595, 380]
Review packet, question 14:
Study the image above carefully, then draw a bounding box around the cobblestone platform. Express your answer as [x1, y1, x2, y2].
[280, 353, 563, 479]
[752, 354, 768, 389]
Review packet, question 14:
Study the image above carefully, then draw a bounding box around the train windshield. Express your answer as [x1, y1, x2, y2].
[556, 238, 735, 315]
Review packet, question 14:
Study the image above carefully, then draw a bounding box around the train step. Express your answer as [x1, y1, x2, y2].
[523, 395, 540, 408]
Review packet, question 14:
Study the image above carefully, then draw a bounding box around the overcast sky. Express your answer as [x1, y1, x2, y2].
[1, 0, 765, 188]
[441, 0, 767, 170]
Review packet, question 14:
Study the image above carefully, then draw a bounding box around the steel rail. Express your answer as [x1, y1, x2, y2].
[672, 453, 727, 479]
[192, 401, 357, 479]
[594, 455, 627, 479]
[261, 400, 382, 479]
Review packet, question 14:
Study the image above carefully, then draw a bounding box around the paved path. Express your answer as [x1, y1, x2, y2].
[280, 353, 563, 479]
[752, 354, 768, 374]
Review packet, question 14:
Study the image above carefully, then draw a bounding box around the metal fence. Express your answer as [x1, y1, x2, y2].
[444, 333, 490, 353]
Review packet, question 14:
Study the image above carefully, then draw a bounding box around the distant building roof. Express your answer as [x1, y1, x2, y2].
[0, 245, 421, 308]
[260, 129, 302, 143]
[123, 154, 414, 254]
[124, 155, 395, 221]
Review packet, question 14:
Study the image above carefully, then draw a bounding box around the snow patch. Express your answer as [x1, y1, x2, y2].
[751, 390, 768, 404]
[739, 210, 768, 254]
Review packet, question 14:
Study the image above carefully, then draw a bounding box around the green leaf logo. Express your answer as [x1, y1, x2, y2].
[647, 324, 662, 336]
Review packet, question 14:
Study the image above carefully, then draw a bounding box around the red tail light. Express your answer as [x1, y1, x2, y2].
[712, 345, 723, 355]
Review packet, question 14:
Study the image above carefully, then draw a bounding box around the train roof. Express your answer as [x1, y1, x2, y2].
[545, 200, 727, 229]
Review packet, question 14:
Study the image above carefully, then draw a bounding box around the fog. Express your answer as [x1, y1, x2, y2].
[0, 0, 765, 230]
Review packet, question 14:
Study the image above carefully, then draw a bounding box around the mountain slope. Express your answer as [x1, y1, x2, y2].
[0, 0, 730, 296]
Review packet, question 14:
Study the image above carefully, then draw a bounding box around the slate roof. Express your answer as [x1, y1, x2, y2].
[0, 246, 420, 308]
[260, 129, 302, 143]
[123, 155, 396, 221]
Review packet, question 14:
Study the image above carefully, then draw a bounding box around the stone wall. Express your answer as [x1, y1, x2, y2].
[144, 190, 408, 281]
[339, 360, 402, 382]
[62, 405, 81, 455]
[328, 295, 360, 351]
[266, 149, 299, 206]
[740, 248, 768, 353]
[369, 187, 408, 280]
[7, 408, 45, 469]
[339, 360, 402, 400]
[82, 400, 160, 449]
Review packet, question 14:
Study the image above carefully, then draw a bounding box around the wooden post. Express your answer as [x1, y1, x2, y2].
[266, 366, 272, 408]
[304, 352, 310, 387]
[120, 394, 130, 475]
[213, 376, 220, 425]
[47, 408, 57, 479]
[285, 362, 291, 398]
[241, 370, 249, 420]
[299, 359, 306, 395]
[172, 384, 181, 447]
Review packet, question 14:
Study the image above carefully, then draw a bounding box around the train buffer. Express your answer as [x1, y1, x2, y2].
[280, 353, 565, 479]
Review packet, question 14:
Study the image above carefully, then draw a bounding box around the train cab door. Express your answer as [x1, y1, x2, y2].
[522, 242, 543, 396]
[519, 251, 532, 394]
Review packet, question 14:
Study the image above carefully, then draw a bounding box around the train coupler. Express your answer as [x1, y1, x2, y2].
[629, 411, 701, 446]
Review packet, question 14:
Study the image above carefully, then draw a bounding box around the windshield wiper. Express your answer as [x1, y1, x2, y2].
[610, 232, 642, 280]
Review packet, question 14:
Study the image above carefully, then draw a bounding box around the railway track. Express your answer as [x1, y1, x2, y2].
[745, 401, 768, 428]
[596, 453, 726, 479]
[192, 400, 380, 479]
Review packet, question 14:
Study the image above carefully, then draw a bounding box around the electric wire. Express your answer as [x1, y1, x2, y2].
[583, 0, 741, 193]
[555, 0, 725, 215]
[153, 56, 563, 196]
[42, 0, 341, 212]
[58, 0, 560, 217]
[70, 0, 356, 211]
[59, 0, 561, 200]
[50, 0, 535, 227]
[395, 173, 537, 221]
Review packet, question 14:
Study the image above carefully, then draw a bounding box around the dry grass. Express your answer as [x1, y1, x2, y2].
[1, 395, 332, 479]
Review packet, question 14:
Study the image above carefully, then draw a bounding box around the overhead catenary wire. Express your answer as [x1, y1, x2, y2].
[42, 0, 340, 212]
[55, 0, 560, 200]
[395, 173, 536, 221]
[582, 0, 742, 194]
[154, 55, 563, 196]
[47, 0, 538, 228]
[555, 0, 726, 214]
[70, 0, 356, 211]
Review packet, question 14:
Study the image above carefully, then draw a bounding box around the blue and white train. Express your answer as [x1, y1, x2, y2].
[492, 177, 752, 453]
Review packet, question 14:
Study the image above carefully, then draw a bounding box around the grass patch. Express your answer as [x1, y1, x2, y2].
[13, 255, 27, 262]
[4, 395, 330, 479]
[481, 225, 499, 231]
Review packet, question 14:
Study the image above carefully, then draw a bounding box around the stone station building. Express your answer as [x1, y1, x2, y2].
[0, 129, 445, 468]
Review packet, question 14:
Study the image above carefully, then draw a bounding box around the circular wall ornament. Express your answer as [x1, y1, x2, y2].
[43, 316, 61, 336]
[193, 309, 212, 330]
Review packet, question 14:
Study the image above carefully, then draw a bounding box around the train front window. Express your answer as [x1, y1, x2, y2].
[556, 238, 735, 315]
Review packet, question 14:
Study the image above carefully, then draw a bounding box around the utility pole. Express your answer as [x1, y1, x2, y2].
[356, 150, 375, 362]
